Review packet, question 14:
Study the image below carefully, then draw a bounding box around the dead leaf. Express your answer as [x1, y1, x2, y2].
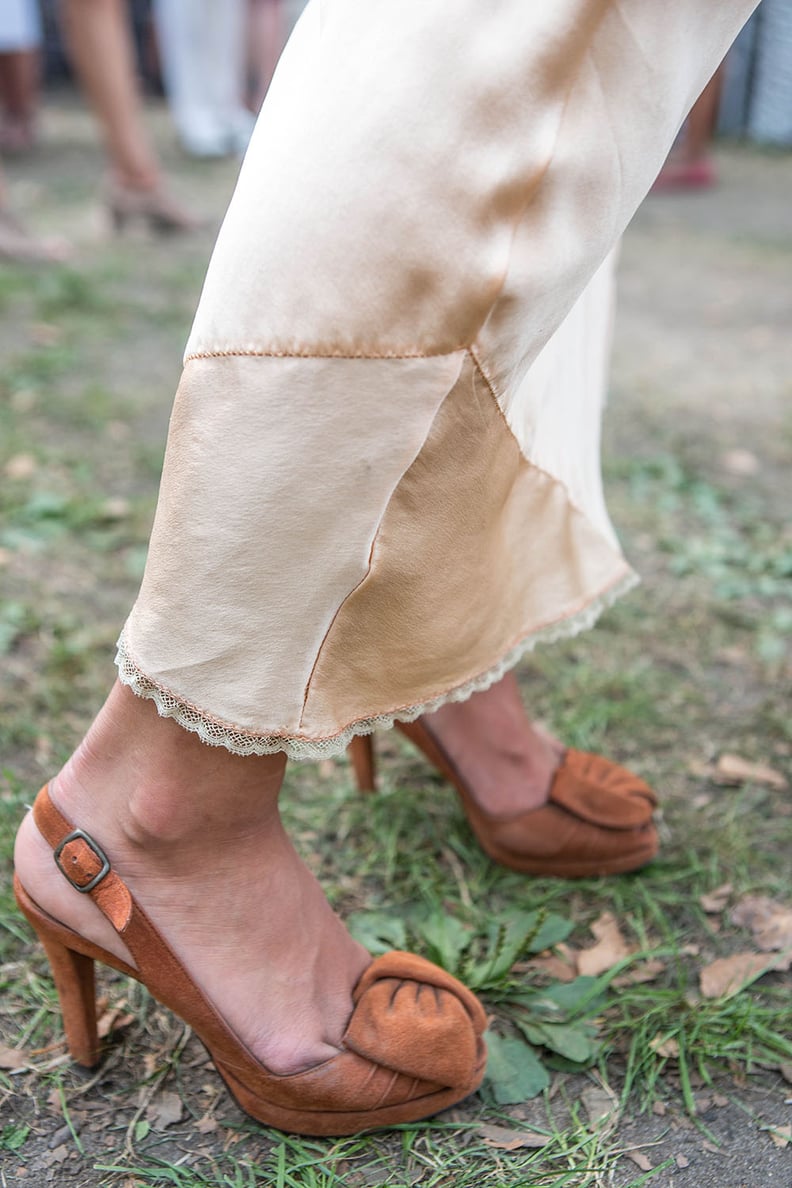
[4, 453, 37, 480]
[699, 884, 733, 913]
[650, 1034, 680, 1059]
[676, 1153, 691, 1168]
[652, 1101, 667, 1116]
[714, 754, 788, 790]
[613, 958, 666, 987]
[721, 448, 759, 477]
[730, 895, 792, 952]
[29, 322, 63, 347]
[101, 497, 130, 520]
[577, 912, 633, 976]
[196, 1114, 218, 1135]
[702, 1140, 721, 1154]
[624, 1149, 653, 1171]
[478, 1124, 550, 1150]
[97, 1008, 135, 1039]
[146, 1091, 183, 1130]
[699, 952, 781, 999]
[520, 953, 578, 982]
[769, 1124, 791, 1149]
[712, 1094, 729, 1107]
[44, 1145, 70, 1167]
[779, 1062, 792, 1084]
[0, 1043, 27, 1070]
[580, 1083, 619, 1130]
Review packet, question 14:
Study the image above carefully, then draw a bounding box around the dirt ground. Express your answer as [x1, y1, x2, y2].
[0, 106, 790, 1188]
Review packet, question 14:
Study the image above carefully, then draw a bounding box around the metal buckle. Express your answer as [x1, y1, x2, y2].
[53, 829, 111, 893]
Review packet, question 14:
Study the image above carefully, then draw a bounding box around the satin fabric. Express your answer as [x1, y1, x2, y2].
[117, 0, 756, 757]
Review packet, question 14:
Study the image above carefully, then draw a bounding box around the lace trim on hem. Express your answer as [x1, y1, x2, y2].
[115, 568, 639, 761]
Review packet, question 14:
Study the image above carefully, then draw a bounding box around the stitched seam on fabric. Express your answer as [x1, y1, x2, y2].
[183, 347, 467, 363]
[295, 351, 467, 729]
[468, 345, 621, 541]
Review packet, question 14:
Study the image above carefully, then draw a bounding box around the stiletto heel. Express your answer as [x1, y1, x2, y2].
[348, 734, 376, 793]
[349, 720, 658, 878]
[14, 786, 486, 1136]
[38, 933, 99, 1067]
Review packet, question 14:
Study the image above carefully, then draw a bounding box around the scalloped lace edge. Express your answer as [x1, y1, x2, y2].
[115, 568, 639, 761]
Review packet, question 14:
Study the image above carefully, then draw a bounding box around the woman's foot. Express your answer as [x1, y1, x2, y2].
[421, 672, 565, 815]
[389, 672, 658, 877]
[14, 683, 370, 1076]
[105, 174, 203, 233]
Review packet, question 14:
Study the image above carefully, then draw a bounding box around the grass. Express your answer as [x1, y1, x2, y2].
[0, 114, 790, 1186]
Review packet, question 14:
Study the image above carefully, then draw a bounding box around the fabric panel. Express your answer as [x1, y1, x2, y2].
[300, 352, 633, 738]
[123, 351, 464, 734]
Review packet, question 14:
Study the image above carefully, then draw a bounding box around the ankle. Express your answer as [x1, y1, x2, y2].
[48, 685, 287, 858]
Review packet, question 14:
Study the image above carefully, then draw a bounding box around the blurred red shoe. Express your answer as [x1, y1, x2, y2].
[652, 156, 717, 191]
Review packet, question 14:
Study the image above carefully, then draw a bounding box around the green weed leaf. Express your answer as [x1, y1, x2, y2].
[515, 1019, 597, 1064]
[484, 1032, 549, 1104]
[346, 911, 407, 955]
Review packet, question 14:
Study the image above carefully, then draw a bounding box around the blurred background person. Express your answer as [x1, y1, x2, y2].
[154, 0, 255, 158]
[57, 0, 200, 231]
[0, 0, 41, 153]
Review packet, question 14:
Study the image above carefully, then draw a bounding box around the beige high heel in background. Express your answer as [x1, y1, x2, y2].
[104, 177, 203, 234]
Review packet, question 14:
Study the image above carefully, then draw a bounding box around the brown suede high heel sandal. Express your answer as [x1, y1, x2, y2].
[348, 722, 658, 878]
[14, 786, 487, 1136]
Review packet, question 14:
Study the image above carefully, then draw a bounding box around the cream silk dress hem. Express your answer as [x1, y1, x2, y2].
[116, 0, 756, 759]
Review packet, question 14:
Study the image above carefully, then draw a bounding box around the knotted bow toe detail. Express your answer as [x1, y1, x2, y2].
[549, 749, 657, 828]
[458, 744, 659, 878]
[344, 950, 487, 1085]
[14, 786, 487, 1137]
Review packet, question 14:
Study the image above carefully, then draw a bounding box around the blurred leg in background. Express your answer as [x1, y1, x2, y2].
[58, 0, 200, 231]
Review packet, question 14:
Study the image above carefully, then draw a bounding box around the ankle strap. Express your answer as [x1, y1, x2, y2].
[32, 785, 133, 932]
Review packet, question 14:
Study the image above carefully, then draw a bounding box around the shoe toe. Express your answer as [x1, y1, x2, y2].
[553, 750, 658, 826]
[344, 951, 487, 1088]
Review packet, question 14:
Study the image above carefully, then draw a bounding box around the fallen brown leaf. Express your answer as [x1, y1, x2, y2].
[652, 1101, 667, 1116]
[478, 1124, 550, 1150]
[699, 884, 733, 913]
[4, 453, 37, 480]
[0, 1043, 27, 1070]
[146, 1090, 184, 1130]
[769, 1124, 791, 1149]
[714, 754, 788, 790]
[720, 448, 759, 476]
[196, 1114, 219, 1134]
[730, 895, 792, 952]
[97, 1008, 135, 1039]
[44, 1145, 70, 1167]
[577, 912, 633, 977]
[702, 1140, 721, 1154]
[520, 953, 578, 982]
[779, 1062, 792, 1084]
[580, 1083, 619, 1130]
[676, 1153, 691, 1168]
[699, 952, 781, 1000]
[649, 1034, 680, 1059]
[613, 958, 666, 987]
[624, 1149, 653, 1171]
